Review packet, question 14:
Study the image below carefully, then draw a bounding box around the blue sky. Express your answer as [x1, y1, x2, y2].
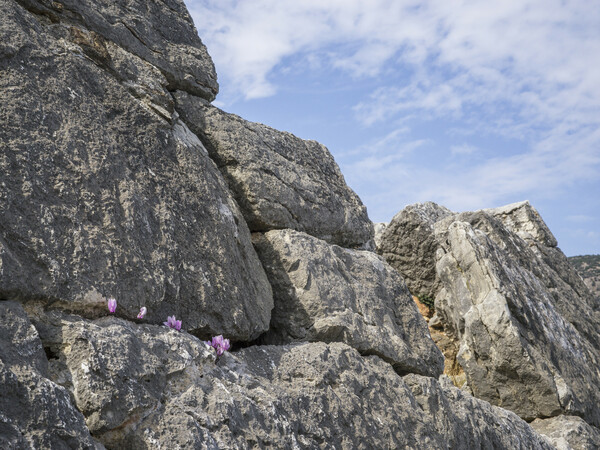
[186, 0, 600, 256]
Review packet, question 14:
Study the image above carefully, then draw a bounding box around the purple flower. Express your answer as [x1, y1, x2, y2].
[107, 298, 117, 314]
[163, 315, 182, 331]
[206, 335, 231, 356]
[137, 307, 147, 319]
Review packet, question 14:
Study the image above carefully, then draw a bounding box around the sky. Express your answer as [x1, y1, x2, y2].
[186, 0, 600, 256]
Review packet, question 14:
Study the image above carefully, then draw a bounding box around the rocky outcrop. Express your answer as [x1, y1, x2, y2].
[3, 0, 598, 446]
[379, 201, 600, 427]
[0, 0, 272, 340]
[378, 202, 453, 298]
[0, 302, 98, 449]
[531, 415, 600, 450]
[173, 91, 374, 248]
[253, 229, 444, 377]
[20, 309, 551, 449]
[14, 0, 218, 100]
[569, 254, 600, 302]
[373, 221, 388, 248]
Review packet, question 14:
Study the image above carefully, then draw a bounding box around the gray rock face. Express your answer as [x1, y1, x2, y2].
[253, 229, 444, 377]
[173, 91, 374, 248]
[0, 0, 272, 340]
[379, 201, 600, 426]
[378, 202, 453, 298]
[28, 310, 550, 449]
[0, 302, 98, 449]
[15, 0, 218, 100]
[531, 415, 600, 450]
[373, 221, 388, 249]
[404, 374, 553, 450]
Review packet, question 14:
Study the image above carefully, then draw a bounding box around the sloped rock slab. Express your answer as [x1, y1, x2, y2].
[29, 310, 551, 449]
[0, 302, 98, 449]
[173, 91, 374, 248]
[253, 229, 444, 377]
[0, 0, 272, 340]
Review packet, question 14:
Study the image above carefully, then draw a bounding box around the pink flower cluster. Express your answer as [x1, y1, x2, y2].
[205, 335, 231, 356]
[163, 315, 182, 331]
[106, 298, 181, 331]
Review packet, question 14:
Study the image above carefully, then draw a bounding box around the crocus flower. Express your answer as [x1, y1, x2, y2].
[205, 335, 231, 356]
[163, 315, 182, 331]
[107, 298, 117, 314]
[137, 307, 147, 319]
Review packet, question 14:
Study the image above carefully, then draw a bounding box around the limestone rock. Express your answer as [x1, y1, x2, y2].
[0, 0, 272, 340]
[531, 415, 600, 450]
[484, 200, 557, 247]
[253, 229, 444, 377]
[173, 91, 374, 248]
[404, 374, 553, 449]
[0, 302, 98, 449]
[15, 0, 218, 100]
[29, 310, 551, 449]
[379, 201, 600, 426]
[378, 202, 453, 298]
[373, 221, 388, 249]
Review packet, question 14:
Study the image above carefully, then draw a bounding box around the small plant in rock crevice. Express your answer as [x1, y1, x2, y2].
[418, 294, 435, 310]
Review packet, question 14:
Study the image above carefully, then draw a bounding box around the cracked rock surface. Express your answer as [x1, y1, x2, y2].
[0, 0, 272, 340]
[18, 308, 553, 449]
[253, 229, 444, 378]
[379, 201, 600, 427]
[0, 302, 99, 449]
[173, 91, 374, 248]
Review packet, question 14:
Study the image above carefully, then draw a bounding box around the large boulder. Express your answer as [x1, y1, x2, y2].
[0, 302, 98, 449]
[173, 91, 374, 248]
[28, 309, 551, 449]
[253, 229, 444, 378]
[531, 415, 600, 450]
[378, 202, 453, 298]
[379, 201, 600, 426]
[0, 0, 272, 340]
[15, 0, 218, 100]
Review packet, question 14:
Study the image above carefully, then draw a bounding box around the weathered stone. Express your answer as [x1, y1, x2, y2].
[0, 302, 98, 449]
[29, 309, 216, 448]
[29, 310, 551, 449]
[253, 229, 444, 377]
[15, 0, 218, 100]
[531, 415, 600, 450]
[404, 374, 553, 449]
[486, 201, 600, 347]
[379, 201, 600, 426]
[373, 221, 388, 249]
[378, 202, 453, 298]
[0, 0, 272, 340]
[484, 200, 557, 247]
[173, 91, 374, 248]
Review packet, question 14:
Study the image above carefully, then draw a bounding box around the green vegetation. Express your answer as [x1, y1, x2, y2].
[418, 294, 435, 310]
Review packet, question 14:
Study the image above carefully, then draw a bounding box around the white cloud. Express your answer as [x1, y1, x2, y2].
[187, 0, 600, 227]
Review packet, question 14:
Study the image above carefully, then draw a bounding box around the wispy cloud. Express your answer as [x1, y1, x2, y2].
[187, 0, 600, 253]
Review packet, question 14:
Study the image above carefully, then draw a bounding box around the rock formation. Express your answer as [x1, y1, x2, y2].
[1, 0, 599, 448]
[252, 229, 444, 377]
[1, 0, 272, 341]
[378, 200, 600, 432]
[173, 91, 374, 248]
